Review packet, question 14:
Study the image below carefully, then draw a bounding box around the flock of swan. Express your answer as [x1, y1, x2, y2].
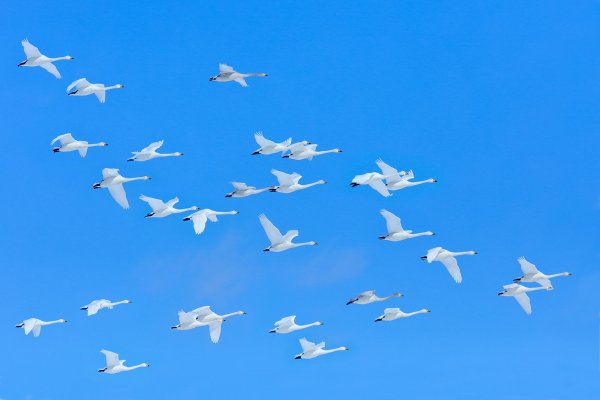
[17, 39, 573, 372]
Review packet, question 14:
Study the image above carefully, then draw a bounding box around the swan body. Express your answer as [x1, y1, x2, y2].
[375, 308, 431, 322]
[51, 133, 107, 157]
[183, 209, 239, 235]
[225, 182, 269, 198]
[67, 78, 124, 103]
[259, 214, 317, 252]
[252, 132, 292, 155]
[81, 299, 132, 316]
[378, 209, 434, 241]
[513, 256, 572, 288]
[421, 247, 477, 284]
[346, 290, 403, 305]
[93, 168, 151, 209]
[172, 306, 246, 343]
[15, 318, 66, 337]
[294, 338, 349, 360]
[498, 283, 552, 315]
[269, 316, 323, 334]
[282, 143, 342, 160]
[98, 350, 149, 374]
[128, 140, 183, 162]
[18, 39, 73, 78]
[140, 195, 198, 218]
[209, 63, 267, 87]
[350, 170, 395, 197]
[376, 160, 436, 190]
[269, 169, 326, 193]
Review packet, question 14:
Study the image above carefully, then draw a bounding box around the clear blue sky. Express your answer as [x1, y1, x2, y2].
[1, 1, 599, 399]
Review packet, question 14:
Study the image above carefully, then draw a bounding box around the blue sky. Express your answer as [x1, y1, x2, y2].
[1, 1, 599, 398]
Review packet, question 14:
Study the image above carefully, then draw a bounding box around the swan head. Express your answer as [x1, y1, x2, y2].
[393, 292, 404, 297]
[317, 180, 326, 185]
[238, 311, 247, 315]
[469, 251, 478, 255]
[116, 84, 125, 89]
[258, 73, 268, 77]
[335, 148, 343, 153]
[66, 56, 74, 60]
[143, 176, 151, 181]
[422, 309, 431, 313]
[564, 272, 573, 276]
[341, 347, 349, 351]
[142, 363, 150, 367]
[125, 300, 133, 304]
[192, 206, 200, 211]
[100, 142, 109, 146]
[309, 241, 318, 246]
[175, 152, 184, 156]
[430, 179, 438, 183]
[232, 210, 240, 214]
[59, 319, 67, 323]
[317, 321, 324, 326]
[301, 140, 311, 145]
[426, 231, 435, 236]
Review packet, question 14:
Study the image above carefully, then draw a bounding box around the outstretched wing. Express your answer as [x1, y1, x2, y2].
[39, 62, 61, 79]
[231, 182, 249, 190]
[87, 301, 103, 316]
[254, 132, 276, 148]
[282, 230, 299, 242]
[78, 144, 88, 158]
[139, 195, 166, 211]
[426, 247, 443, 263]
[376, 159, 403, 184]
[271, 169, 300, 186]
[514, 293, 532, 315]
[275, 315, 296, 327]
[367, 179, 391, 197]
[108, 184, 129, 209]
[102, 168, 120, 178]
[141, 140, 164, 153]
[189, 212, 208, 235]
[299, 338, 317, 352]
[51, 133, 75, 146]
[219, 64, 234, 73]
[22, 39, 42, 58]
[358, 290, 375, 299]
[23, 319, 37, 335]
[234, 78, 247, 87]
[178, 310, 197, 324]
[535, 278, 552, 288]
[191, 306, 214, 321]
[100, 350, 120, 367]
[209, 322, 222, 343]
[259, 214, 284, 244]
[67, 78, 90, 93]
[380, 209, 404, 233]
[440, 257, 462, 284]
[517, 257, 539, 275]
[94, 86, 106, 103]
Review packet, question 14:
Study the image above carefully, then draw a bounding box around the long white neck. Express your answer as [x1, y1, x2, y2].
[242, 72, 266, 77]
[410, 179, 435, 186]
[547, 272, 570, 278]
[214, 211, 237, 215]
[292, 241, 315, 248]
[158, 152, 181, 157]
[104, 85, 122, 91]
[111, 300, 130, 306]
[172, 207, 197, 214]
[315, 149, 339, 155]
[49, 56, 71, 62]
[221, 311, 244, 319]
[525, 286, 548, 293]
[253, 188, 269, 194]
[321, 347, 346, 355]
[301, 180, 326, 189]
[376, 293, 401, 302]
[124, 364, 147, 371]
[88, 142, 107, 147]
[411, 231, 434, 237]
[123, 176, 148, 183]
[407, 309, 429, 317]
[452, 251, 475, 257]
[298, 322, 321, 329]
[42, 320, 64, 326]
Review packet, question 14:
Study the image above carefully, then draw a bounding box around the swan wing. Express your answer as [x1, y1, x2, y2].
[367, 179, 391, 197]
[191, 306, 213, 320]
[87, 302, 102, 316]
[503, 283, 519, 290]
[178, 310, 196, 324]
[380, 209, 404, 233]
[219, 63, 234, 73]
[384, 307, 400, 316]
[440, 256, 462, 283]
[67, 78, 90, 93]
[517, 256, 539, 274]
[259, 214, 284, 244]
[165, 197, 180, 207]
[39, 62, 61, 79]
[234, 78, 248, 87]
[271, 169, 298, 186]
[22, 39, 42, 58]
[101, 350, 120, 367]
[78, 145, 88, 158]
[254, 132, 276, 148]
[139, 195, 166, 211]
[23, 319, 37, 335]
[190, 212, 208, 235]
[299, 338, 318, 352]
[282, 230, 299, 242]
[535, 278, 552, 288]
[231, 181, 249, 190]
[207, 213, 218, 222]
[32, 324, 42, 337]
[102, 168, 120, 178]
[51, 133, 75, 146]
[513, 293, 532, 314]
[426, 247, 443, 263]
[209, 322, 222, 343]
[108, 184, 129, 209]
[289, 142, 307, 153]
[402, 170, 415, 181]
[358, 290, 375, 299]
[275, 315, 296, 327]
[95, 88, 106, 103]
[141, 140, 164, 153]
[376, 159, 402, 184]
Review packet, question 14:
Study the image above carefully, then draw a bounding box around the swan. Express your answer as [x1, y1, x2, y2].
[377, 159, 437, 191]
[498, 283, 552, 315]
[93, 168, 151, 209]
[183, 209, 239, 235]
[170, 310, 203, 331]
[80, 299, 132, 316]
[67, 78, 124, 103]
[252, 132, 292, 155]
[269, 316, 323, 334]
[225, 182, 269, 198]
[18, 39, 73, 78]
[139, 195, 198, 218]
[16, 318, 66, 337]
[209, 64, 267, 87]
[375, 308, 431, 322]
[259, 214, 317, 252]
[294, 338, 349, 359]
[51, 133, 108, 157]
[346, 290, 403, 305]
[350, 162, 399, 197]
[269, 169, 326, 193]
[421, 247, 477, 284]
[378, 209, 434, 241]
[127, 140, 183, 162]
[513, 256, 572, 288]
[98, 350, 150, 374]
[282, 143, 342, 160]
[188, 306, 247, 343]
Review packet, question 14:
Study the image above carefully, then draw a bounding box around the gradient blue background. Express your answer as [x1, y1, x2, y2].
[1, 1, 599, 399]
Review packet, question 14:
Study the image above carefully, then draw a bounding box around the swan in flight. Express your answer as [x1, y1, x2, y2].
[51, 133, 108, 157]
[139, 195, 198, 218]
[294, 338, 349, 360]
[252, 132, 293, 155]
[269, 169, 326, 193]
[225, 182, 269, 198]
[377, 159, 436, 191]
[80, 299, 132, 316]
[378, 209, 434, 241]
[18, 39, 73, 78]
[346, 290, 403, 305]
[128, 140, 183, 162]
[269, 316, 323, 334]
[421, 247, 477, 284]
[172, 306, 246, 343]
[375, 308, 431, 322]
[209, 64, 268, 87]
[98, 350, 150, 374]
[15, 318, 66, 337]
[282, 143, 342, 160]
[351, 161, 400, 197]
[259, 214, 317, 252]
[183, 209, 239, 235]
[513, 256, 572, 288]
[498, 283, 552, 315]
[93, 168, 151, 209]
[67, 78, 124, 103]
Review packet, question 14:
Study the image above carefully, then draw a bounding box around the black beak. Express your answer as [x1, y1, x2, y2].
[374, 318, 383, 322]
[350, 183, 359, 187]
[420, 256, 427, 260]
[497, 292, 504, 296]
[93, 183, 101, 189]
[294, 355, 301, 360]
[346, 301, 354, 305]
[282, 155, 290, 158]
[52, 148, 60, 153]
[225, 194, 232, 198]
[145, 213, 154, 218]
[269, 330, 276, 333]
[269, 188, 277, 192]
[251, 151, 260, 155]
[127, 158, 134, 162]
[80, 307, 88, 310]
[183, 217, 191, 221]
[16, 324, 24, 328]
[263, 248, 270, 252]
[378, 236, 386, 240]
[68, 90, 78, 95]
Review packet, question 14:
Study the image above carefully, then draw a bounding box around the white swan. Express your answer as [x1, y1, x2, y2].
[269, 316, 323, 334]
[209, 64, 267, 87]
[282, 143, 342, 160]
[378, 209, 434, 241]
[498, 283, 552, 315]
[67, 78, 124, 103]
[421, 247, 477, 284]
[51, 133, 108, 157]
[184, 306, 247, 343]
[350, 164, 397, 197]
[18, 39, 73, 78]
[259, 214, 317, 252]
[127, 140, 183, 162]
[252, 132, 292, 155]
[15, 318, 66, 337]
[225, 182, 269, 198]
[98, 350, 149, 374]
[81, 299, 132, 316]
[269, 169, 326, 193]
[140, 195, 198, 218]
[170, 310, 203, 331]
[93, 168, 151, 209]
[513, 256, 572, 288]
[346, 290, 403, 305]
[294, 338, 349, 360]
[377, 159, 437, 191]
[375, 308, 431, 322]
[183, 209, 239, 235]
